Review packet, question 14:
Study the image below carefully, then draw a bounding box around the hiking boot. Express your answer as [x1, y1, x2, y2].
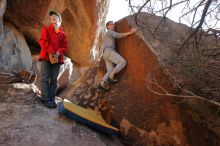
[50, 97, 56, 103]
[44, 100, 57, 109]
[39, 97, 48, 104]
[97, 84, 110, 92]
[107, 76, 119, 84]
[39, 97, 57, 109]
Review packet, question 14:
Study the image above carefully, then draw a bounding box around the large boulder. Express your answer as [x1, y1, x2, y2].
[0, 0, 32, 72]
[127, 13, 220, 99]
[61, 13, 220, 146]
[0, 22, 32, 72]
[110, 16, 220, 146]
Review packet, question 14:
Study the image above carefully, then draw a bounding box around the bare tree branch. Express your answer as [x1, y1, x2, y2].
[146, 66, 220, 107]
[134, 0, 150, 27]
[178, 0, 213, 54]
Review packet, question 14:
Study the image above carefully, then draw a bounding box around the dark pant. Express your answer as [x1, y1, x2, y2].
[41, 61, 61, 101]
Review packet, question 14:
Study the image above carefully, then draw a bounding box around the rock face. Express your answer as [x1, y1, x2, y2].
[127, 13, 220, 99]
[1, 0, 220, 145]
[112, 18, 219, 146]
[0, 0, 6, 45]
[0, 82, 123, 146]
[0, 23, 32, 72]
[0, 0, 32, 72]
[61, 14, 220, 146]
[0, 1, 127, 145]
[4, 0, 109, 65]
[107, 19, 187, 146]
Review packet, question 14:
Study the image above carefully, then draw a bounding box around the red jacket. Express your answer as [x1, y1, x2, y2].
[38, 24, 67, 64]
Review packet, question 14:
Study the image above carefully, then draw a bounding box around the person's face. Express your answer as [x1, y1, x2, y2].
[50, 15, 61, 26]
[107, 22, 115, 30]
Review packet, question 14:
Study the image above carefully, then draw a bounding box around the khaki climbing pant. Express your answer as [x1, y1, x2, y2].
[102, 48, 126, 82]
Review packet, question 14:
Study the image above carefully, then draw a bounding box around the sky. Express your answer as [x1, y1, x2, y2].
[105, 0, 191, 24]
[105, 0, 196, 23]
[106, 0, 219, 29]
[106, 0, 130, 22]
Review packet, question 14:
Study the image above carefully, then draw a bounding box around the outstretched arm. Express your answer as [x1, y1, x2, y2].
[109, 28, 137, 38]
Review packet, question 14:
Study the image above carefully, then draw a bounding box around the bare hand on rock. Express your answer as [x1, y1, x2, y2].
[130, 28, 137, 34]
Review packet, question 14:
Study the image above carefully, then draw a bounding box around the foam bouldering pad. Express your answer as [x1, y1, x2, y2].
[59, 99, 119, 136]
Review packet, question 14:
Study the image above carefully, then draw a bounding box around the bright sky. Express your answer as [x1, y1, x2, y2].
[106, 0, 130, 22]
[106, 0, 197, 23]
[106, 0, 219, 29]
[106, 0, 191, 24]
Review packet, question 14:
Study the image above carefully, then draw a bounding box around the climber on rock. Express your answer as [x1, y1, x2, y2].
[38, 10, 67, 108]
[98, 21, 137, 91]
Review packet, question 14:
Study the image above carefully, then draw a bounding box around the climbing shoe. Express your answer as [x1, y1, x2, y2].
[107, 76, 119, 84]
[97, 84, 110, 92]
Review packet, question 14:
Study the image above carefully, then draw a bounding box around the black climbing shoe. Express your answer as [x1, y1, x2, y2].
[97, 84, 110, 92]
[107, 76, 119, 84]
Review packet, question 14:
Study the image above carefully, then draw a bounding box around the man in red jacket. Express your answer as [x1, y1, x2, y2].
[38, 10, 67, 108]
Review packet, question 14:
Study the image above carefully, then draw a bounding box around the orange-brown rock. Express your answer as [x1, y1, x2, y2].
[62, 14, 220, 145]
[128, 13, 220, 100]
[107, 17, 219, 146]
[104, 19, 189, 146]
